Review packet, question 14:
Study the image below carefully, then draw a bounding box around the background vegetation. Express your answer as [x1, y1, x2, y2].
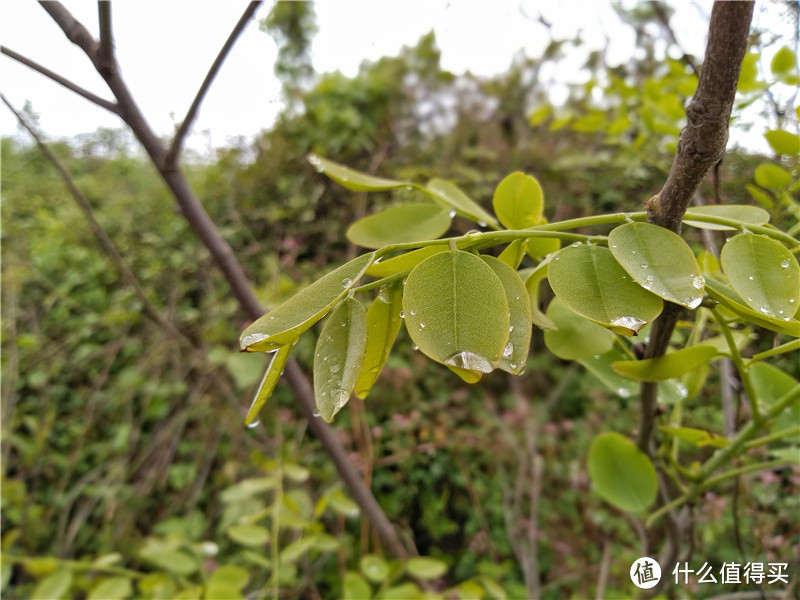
[2, 2, 798, 598]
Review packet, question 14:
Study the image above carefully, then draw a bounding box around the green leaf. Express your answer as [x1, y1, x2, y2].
[366, 246, 446, 278]
[227, 525, 269, 546]
[283, 463, 310, 482]
[241, 253, 375, 351]
[588, 433, 658, 512]
[360, 554, 390, 583]
[280, 537, 316, 563]
[328, 489, 360, 518]
[720, 234, 800, 321]
[526, 235, 561, 259]
[609, 222, 705, 309]
[313, 298, 368, 422]
[548, 245, 663, 335]
[770, 46, 797, 77]
[347, 204, 452, 249]
[524, 261, 556, 330]
[701, 328, 753, 357]
[343, 572, 373, 600]
[578, 350, 639, 399]
[478, 576, 507, 600]
[492, 172, 544, 229]
[32, 569, 72, 600]
[683, 205, 770, 231]
[220, 477, 276, 502]
[705, 279, 800, 337]
[765, 130, 800, 156]
[406, 557, 448, 580]
[750, 363, 800, 442]
[308, 154, 410, 191]
[381, 583, 422, 599]
[139, 549, 197, 575]
[88, 577, 132, 600]
[245, 344, 294, 425]
[544, 298, 616, 360]
[424, 178, 498, 226]
[612, 345, 717, 382]
[660, 427, 728, 448]
[402, 251, 509, 373]
[207, 566, 249, 598]
[355, 282, 403, 399]
[745, 184, 774, 210]
[481, 256, 532, 374]
[528, 105, 551, 126]
[171, 586, 203, 600]
[754, 163, 792, 189]
[498, 239, 527, 269]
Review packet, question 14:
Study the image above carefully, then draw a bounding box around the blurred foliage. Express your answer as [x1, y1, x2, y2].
[2, 3, 799, 599]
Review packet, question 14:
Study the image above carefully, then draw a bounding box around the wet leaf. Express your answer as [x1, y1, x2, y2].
[360, 554, 390, 583]
[308, 154, 410, 191]
[683, 205, 770, 231]
[544, 298, 615, 360]
[492, 171, 544, 229]
[705, 279, 800, 337]
[481, 256, 532, 374]
[347, 203, 451, 248]
[548, 245, 663, 335]
[355, 282, 403, 398]
[241, 253, 375, 351]
[609, 222, 705, 309]
[612, 345, 718, 382]
[403, 251, 509, 373]
[660, 427, 728, 448]
[366, 246, 446, 278]
[578, 349, 639, 399]
[425, 178, 498, 226]
[245, 344, 294, 425]
[720, 234, 800, 322]
[588, 433, 657, 512]
[313, 299, 368, 422]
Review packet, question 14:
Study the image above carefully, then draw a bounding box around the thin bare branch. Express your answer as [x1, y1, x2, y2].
[97, 1, 113, 68]
[165, 1, 262, 169]
[1, 46, 119, 114]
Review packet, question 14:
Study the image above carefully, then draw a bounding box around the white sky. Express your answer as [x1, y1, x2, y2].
[0, 1, 788, 155]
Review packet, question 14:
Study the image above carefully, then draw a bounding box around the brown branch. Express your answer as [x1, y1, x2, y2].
[0, 46, 119, 114]
[37, 1, 408, 558]
[97, 1, 113, 68]
[638, 1, 754, 453]
[164, 1, 262, 169]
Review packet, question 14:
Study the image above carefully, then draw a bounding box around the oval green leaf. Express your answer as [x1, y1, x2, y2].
[660, 426, 728, 448]
[745, 184, 774, 210]
[578, 350, 639, 399]
[765, 130, 800, 156]
[425, 178, 498, 226]
[492, 171, 544, 229]
[308, 154, 410, 191]
[498, 239, 528, 269]
[343, 572, 372, 600]
[313, 298, 368, 422]
[245, 344, 294, 425]
[360, 554, 390, 584]
[403, 251, 510, 372]
[754, 163, 792, 189]
[548, 245, 663, 335]
[770, 46, 797, 76]
[355, 282, 403, 399]
[720, 234, 800, 321]
[481, 256, 531, 374]
[227, 525, 270, 547]
[241, 252, 374, 351]
[347, 203, 451, 249]
[588, 432, 658, 513]
[406, 557, 448, 580]
[683, 205, 770, 231]
[366, 246, 446, 278]
[32, 569, 72, 600]
[88, 577, 133, 600]
[612, 345, 717, 382]
[609, 222, 705, 309]
[705, 279, 800, 337]
[544, 298, 615, 360]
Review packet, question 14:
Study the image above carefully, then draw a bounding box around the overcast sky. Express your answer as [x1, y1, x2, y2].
[0, 1, 788, 155]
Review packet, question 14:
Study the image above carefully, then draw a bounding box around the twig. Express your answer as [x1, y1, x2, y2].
[594, 541, 612, 600]
[165, 1, 261, 169]
[97, 1, 113, 69]
[0, 46, 119, 114]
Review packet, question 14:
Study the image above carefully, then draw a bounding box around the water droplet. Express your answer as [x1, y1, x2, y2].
[631, 249, 637, 255]
[748, 275, 754, 281]
[444, 350, 493, 373]
[554, 256, 560, 261]
[781, 259, 791, 268]
[449, 209, 457, 218]
[509, 325, 515, 332]
[405, 185, 413, 191]
[611, 243, 617, 248]
[419, 322, 426, 329]
[617, 388, 631, 398]
[333, 389, 350, 409]
[692, 275, 704, 290]
[412, 344, 419, 351]
[465, 229, 481, 237]
[624, 214, 634, 223]
[330, 363, 341, 373]
[410, 310, 416, 316]
[247, 420, 261, 429]
[503, 342, 514, 358]
[571, 242, 580, 248]
[342, 278, 353, 288]
[675, 383, 688, 398]
[308, 154, 324, 172]
[790, 298, 796, 304]
[399, 311, 405, 319]
[610, 316, 647, 332]
[510, 362, 517, 370]
[759, 305, 774, 317]
[313, 409, 321, 417]
[594, 354, 601, 360]
[478, 221, 487, 227]
[684, 296, 702, 309]
[742, 228, 753, 235]
[240, 333, 269, 349]
[778, 309, 784, 315]
[747, 297, 753, 302]
[641, 262, 649, 269]
[341, 321, 346, 327]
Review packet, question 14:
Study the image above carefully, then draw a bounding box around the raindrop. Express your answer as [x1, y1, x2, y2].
[611, 316, 647, 331]
[611, 243, 617, 248]
[465, 229, 481, 237]
[404, 185, 413, 191]
[509, 325, 515, 333]
[554, 256, 560, 261]
[478, 221, 487, 227]
[641, 262, 649, 269]
[419, 322, 426, 329]
[410, 310, 416, 316]
[747, 297, 753, 302]
[631, 249, 637, 255]
[571, 242, 580, 247]
[503, 342, 514, 357]
[247, 420, 261, 429]
[617, 388, 632, 398]
[510, 362, 518, 370]
[412, 344, 419, 351]
[313, 409, 321, 417]
[759, 305, 774, 317]
[781, 259, 791, 268]
[333, 390, 350, 410]
[685, 296, 702, 309]
[308, 154, 324, 172]
[342, 278, 353, 288]
[399, 311, 405, 319]
[624, 214, 634, 223]
[445, 350, 493, 373]
[675, 383, 688, 398]
[593, 354, 601, 360]
[330, 363, 341, 373]
[748, 275, 754, 281]
[241, 333, 269, 348]
[790, 298, 796, 304]
[449, 209, 457, 218]
[692, 275, 704, 290]
[341, 322, 346, 327]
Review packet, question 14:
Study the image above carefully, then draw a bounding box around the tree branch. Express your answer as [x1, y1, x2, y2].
[97, 1, 113, 69]
[638, 1, 754, 453]
[36, 0, 408, 558]
[0, 46, 119, 115]
[164, 1, 262, 169]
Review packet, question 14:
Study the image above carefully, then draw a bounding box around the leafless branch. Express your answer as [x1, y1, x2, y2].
[0, 46, 119, 114]
[97, 1, 113, 68]
[165, 1, 262, 169]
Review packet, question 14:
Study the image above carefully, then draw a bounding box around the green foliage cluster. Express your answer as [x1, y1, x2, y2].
[3, 12, 799, 600]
